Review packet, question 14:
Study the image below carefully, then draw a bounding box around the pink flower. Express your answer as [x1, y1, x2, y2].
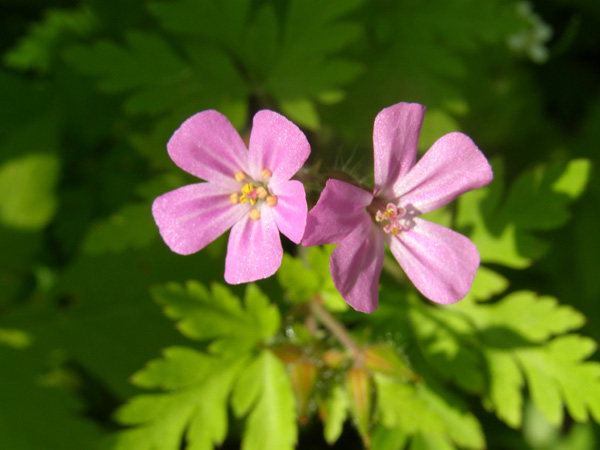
[302, 102, 493, 313]
[153, 110, 310, 284]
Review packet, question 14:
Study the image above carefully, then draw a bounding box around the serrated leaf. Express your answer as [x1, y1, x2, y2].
[461, 294, 598, 428]
[496, 159, 592, 230]
[458, 291, 585, 343]
[131, 346, 218, 390]
[482, 348, 524, 428]
[151, 282, 280, 355]
[409, 303, 483, 393]
[66, 31, 188, 92]
[232, 350, 297, 450]
[466, 266, 509, 301]
[111, 353, 246, 450]
[3, 7, 96, 73]
[458, 158, 592, 268]
[516, 335, 600, 425]
[375, 375, 485, 448]
[0, 153, 60, 230]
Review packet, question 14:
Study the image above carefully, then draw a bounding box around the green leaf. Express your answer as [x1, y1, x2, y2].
[375, 375, 485, 449]
[458, 291, 585, 343]
[279, 98, 321, 130]
[277, 247, 349, 311]
[459, 295, 599, 428]
[516, 335, 600, 425]
[371, 425, 408, 450]
[278, 253, 320, 303]
[482, 348, 524, 428]
[0, 345, 103, 450]
[457, 158, 592, 268]
[321, 384, 349, 445]
[3, 7, 96, 73]
[0, 153, 60, 230]
[65, 31, 188, 92]
[409, 302, 483, 394]
[111, 353, 246, 450]
[82, 203, 157, 253]
[466, 266, 509, 302]
[148, 0, 252, 49]
[152, 282, 280, 355]
[232, 350, 297, 450]
[131, 346, 220, 390]
[496, 159, 592, 231]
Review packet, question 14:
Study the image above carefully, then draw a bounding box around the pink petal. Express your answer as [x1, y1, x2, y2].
[248, 110, 310, 183]
[388, 218, 480, 304]
[167, 110, 249, 190]
[225, 205, 283, 284]
[268, 180, 307, 244]
[393, 132, 493, 214]
[373, 102, 426, 196]
[330, 222, 385, 313]
[302, 179, 373, 246]
[152, 183, 249, 255]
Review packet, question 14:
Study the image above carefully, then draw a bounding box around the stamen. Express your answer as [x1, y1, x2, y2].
[240, 183, 257, 205]
[261, 168, 272, 179]
[266, 195, 278, 207]
[256, 186, 268, 199]
[234, 171, 246, 182]
[375, 203, 406, 235]
[249, 209, 261, 220]
[230, 193, 239, 204]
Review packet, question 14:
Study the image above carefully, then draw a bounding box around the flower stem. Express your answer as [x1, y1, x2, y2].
[309, 298, 361, 359]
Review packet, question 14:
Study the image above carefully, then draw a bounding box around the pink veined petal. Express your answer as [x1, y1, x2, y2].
[268, 179, 307, 244]
[393, 132, 493, 214]
[167, 110, 249, 190]
[302, 179, 373, 247]
[388, 218, 480, 304]
[248, 110, 310, 183]
[330, 222, 385, 314]
[373, 102, 426, 196]
[225, 205, 283, 284]
[152, 182, 249, 255]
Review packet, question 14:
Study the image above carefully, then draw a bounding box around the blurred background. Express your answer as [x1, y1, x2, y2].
[0, 0, 598, 448]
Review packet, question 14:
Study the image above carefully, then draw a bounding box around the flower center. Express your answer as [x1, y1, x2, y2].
[229, 169, 277, 220]
[374, 203, 406, 235]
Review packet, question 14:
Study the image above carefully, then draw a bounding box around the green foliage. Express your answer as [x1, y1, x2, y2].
[106, 282, 296, 450]
[2, 0, 600, 449]
[457, 158, 592, 268]
[232, 350, 297, 450]
[151, 281, 280, 355]
[0, 343, 102, 450]
[278, 246, 348, 311]
[0, 152, 60, 230]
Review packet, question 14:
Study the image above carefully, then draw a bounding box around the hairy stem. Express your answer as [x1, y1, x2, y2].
[309, 298, 361, 359]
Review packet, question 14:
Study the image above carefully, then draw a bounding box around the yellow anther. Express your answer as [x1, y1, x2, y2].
[256, 186, 268, 199]
[261, 168, 272, 179]
[391, 227, 401, 236]
[234, 171, 246, 182]
[240, 183, 257, 205]
[249, 209, 261, 220]
[266, 195, 278, 207]
[229, 193, 239, 204]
